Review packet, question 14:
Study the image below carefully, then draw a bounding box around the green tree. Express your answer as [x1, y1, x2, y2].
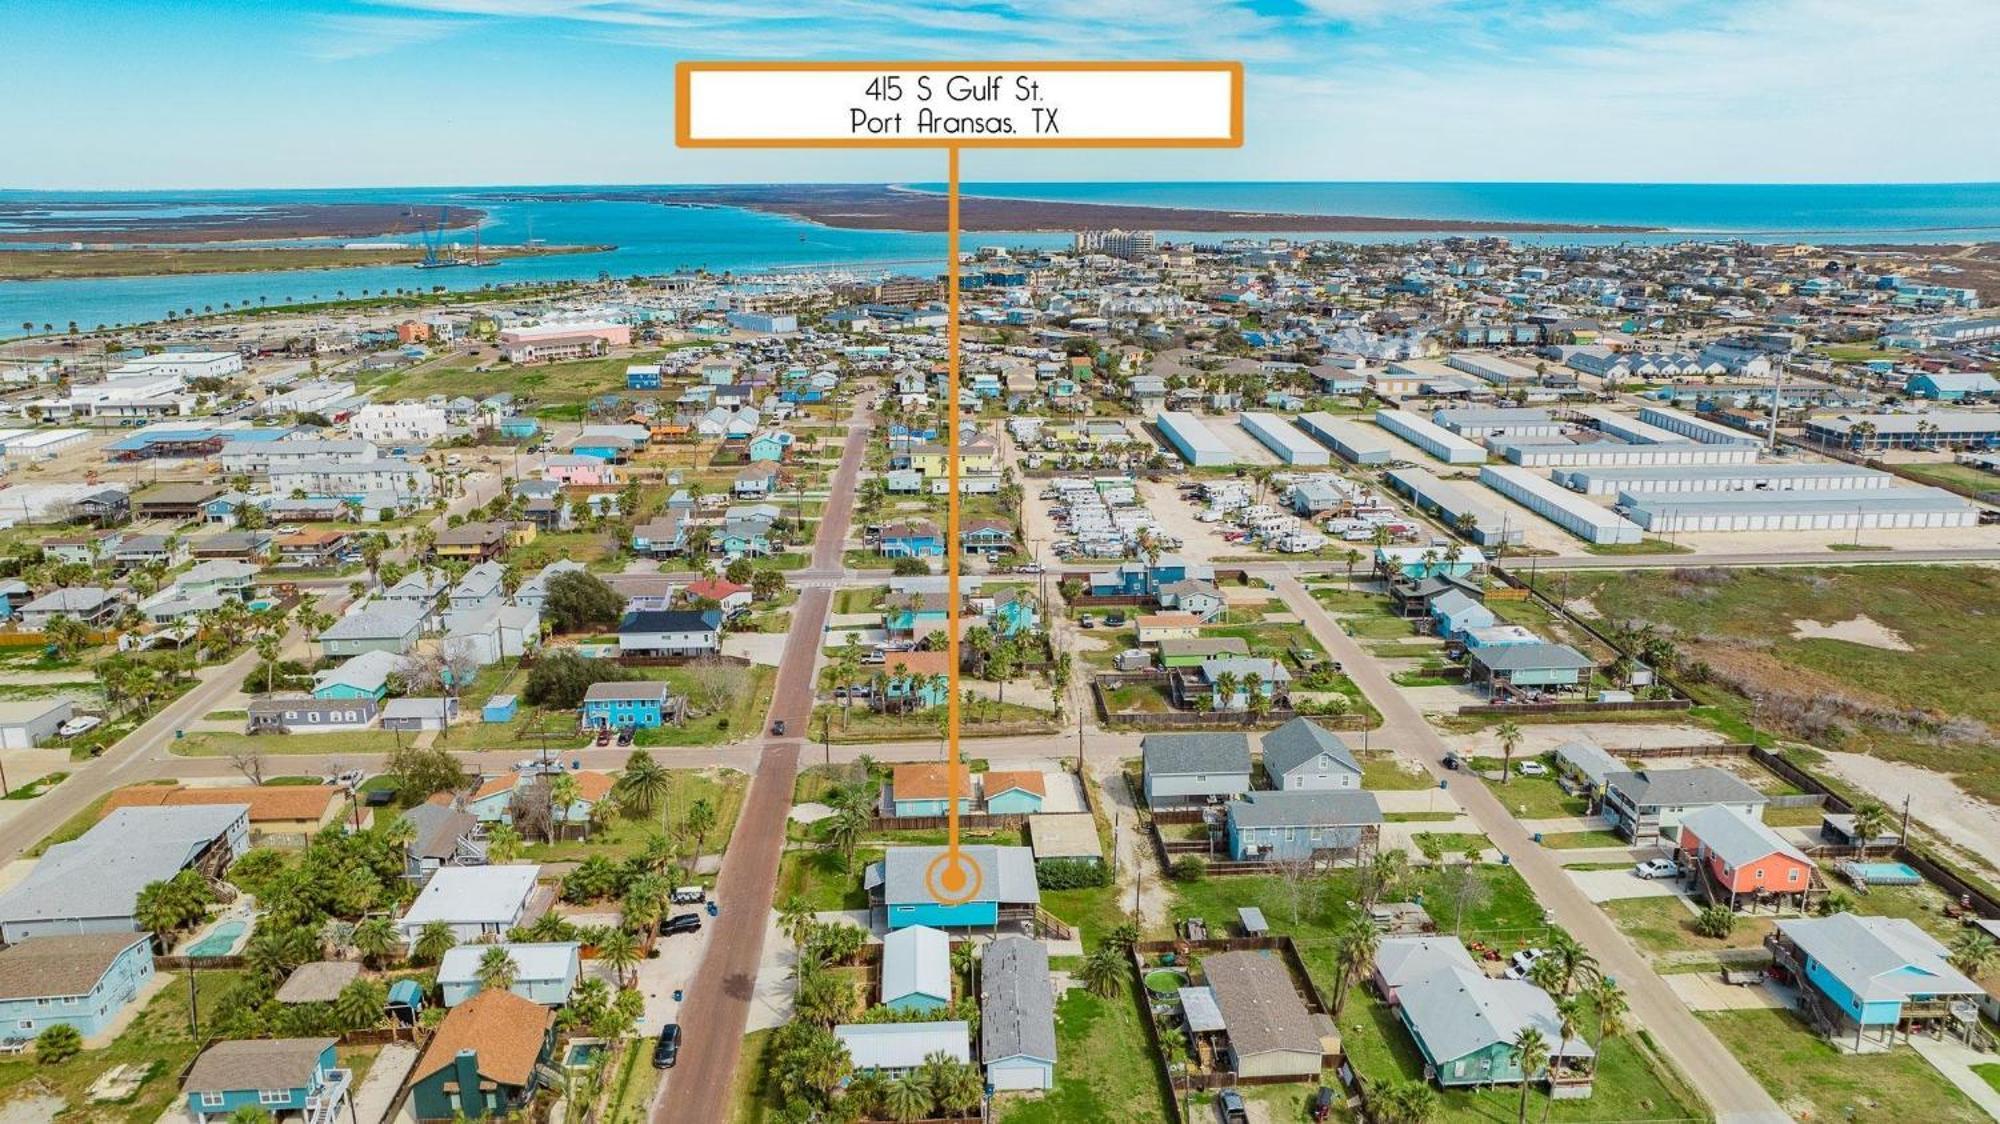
[778, 895, 816, 948]
[475, 945, 518, 993]
[1332, 914, 1380, 1017]
[486, 823, 523, 864]
[596, 926, 641, 987]
[616, 750, 671, 816]
[522, 649, 638, 709]
[1949, 930, 1997, 980]
[387, 742, 466, 800]
[542, 570, 627, 634]
[1496, 719, 1524, 783]
[1588, 976, 1628, 1059]
[1078, 944, 1125, 997]
[882, 1074, 931, 1123]
[352, 916, 397, 968]
[1693, 904, 1736, 940]
[333, 978, 386, 1032]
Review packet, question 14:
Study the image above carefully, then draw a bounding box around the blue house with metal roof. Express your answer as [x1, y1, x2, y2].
[868, 845, 1040, 931]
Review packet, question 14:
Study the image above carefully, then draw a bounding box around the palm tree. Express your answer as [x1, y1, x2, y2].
[1949, 930, 1997, 980]
[1543, 930, 1597, 996]
[1496, 719, 1524, 784]
[827, 805, 867, 873]
[475, 946, 518, 993]
[1212, 669, 1239, 713]
[1332, 915, 1380, 1017]
[333, 978, 385, 1032]
[617, 750, 670, 817]
[352, 916, 398, 968]
[932, 1056, 983, 1115]
[778, 895, 816, 948]
[486, 823, 523, 864]
[1512, 1026, 1550, 1124]
[683, 797, 717, 859]
[1078, 945, 1125, 997]
[1588, 976, 1628, 1059]
[412, 920, 456, 964]
[1542, 995, 1587, 1123]
[548, 772, 581, 840]
[596, 926, 641, 987]
[882, 1074, 931, 1123]
[1850, 800, 1891, 859]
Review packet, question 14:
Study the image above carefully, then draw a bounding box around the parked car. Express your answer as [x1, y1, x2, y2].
[671, 886, 707, 905]
[1633, 858, 1681, 880]
[327, 769, 363, 789]
[1218, 1088, 1249, 1124]
[1504, 948, 1550, 980]
[662, 913, 703, 936]
[1441, 752, 1461, 771]
[594, 728, 612, 747]
[652, 1024, 681, 1068]
[1514, 761, 1549, 777]
[1312, 1086, 1336, 1122]
[616, 727, 635, 746]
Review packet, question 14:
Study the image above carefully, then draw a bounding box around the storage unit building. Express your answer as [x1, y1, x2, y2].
[1431, 407, 1564, 439]
[1621, 487, 1979, 534]
[1374, 409, 1486, 465]
[1494, 438, 1760, 468]
[1295, 412, 1393, 465]
[1570, 405, 1691, 446]
[1480, 465, 1644, 544]
[1637, 405, 1761, 445]
[1446, 352, 1541, 386]
[1238, 412, 1329, 466]
[1553, 462, 1895, 496]
[1153, 410, 1237, 467]
[1385, 467, 1525, 546]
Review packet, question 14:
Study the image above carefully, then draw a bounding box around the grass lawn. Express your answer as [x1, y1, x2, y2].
[1976, 1062, 2000, 1096]
[1039, 882, 1133, 950]
[1699, 1009, 1986, 1124]
[831, 587, 886, 614]
[1341, 991, 1698, 1124]
[1362, 757, 1435, 791]
[519, 768, 747, 864]
[1550, 565, 2000, 803]
[995, 976, 1175, 1124]
[774, 844, 880, 912]
[0, 969, 246, 1120]
[1100, 684, 1176, 716]
[1473, 769, 1589, 821]
[1894, 461, 2000, 495]
[1600, 896, 1775, 957]
[1538, 829, 1630, 850]
[633, 664, 778, 747]
[1385, 811, 1459, 823]
[1581, 538, 1692, 556]
[729, 1028, 779, 1124]
[371, 350, 669, 404]
[601, 1037, 661, 1124]
[1413, 832, 1492, 860]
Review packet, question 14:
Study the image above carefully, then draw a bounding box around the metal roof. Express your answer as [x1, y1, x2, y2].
[879, 846, 1039, 907]
[1605, 767, 1768, 809]
[1777, 913, 1980, 1003]
[834, 1021, 970, 1070]
[883, 925, 951, 1005]
[1395, 959, 1593, 1066]
[1679, 805, 1807, 868]
[0, 805, 246, 926]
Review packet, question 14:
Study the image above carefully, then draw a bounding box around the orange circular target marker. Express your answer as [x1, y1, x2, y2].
[924, 849, 984, 906]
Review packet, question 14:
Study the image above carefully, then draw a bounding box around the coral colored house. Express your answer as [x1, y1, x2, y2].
[1677, 804, 1821, 911]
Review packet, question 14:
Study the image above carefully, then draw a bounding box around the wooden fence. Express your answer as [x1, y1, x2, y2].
[867, 811, 1030, 833]
[1456, 698, 1693, 717]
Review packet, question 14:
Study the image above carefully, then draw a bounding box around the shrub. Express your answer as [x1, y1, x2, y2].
[523, 650, 638, 710]
[34, 1024, 81, 1065]
[1693, 904, 1737, 939]
[1035, 858, 1110, 890]
[890, 557, 930, 576]
[1170, 857, 1206, 882]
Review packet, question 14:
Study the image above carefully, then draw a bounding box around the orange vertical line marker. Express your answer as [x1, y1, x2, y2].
[942, 145, 967, 892]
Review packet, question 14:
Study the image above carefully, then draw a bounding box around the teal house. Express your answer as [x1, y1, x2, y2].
[1774, 913, 1984, 1049]
[1391, 941, 1592, 1089]
[982, 771, 1046, 814]
[0, 933, 154, 1040]
[870, 845, 1040, 931]
[183, 1038, 350, 1124]
[408, 989, 557, 1120]
[747, 431, 791, 462]
[311, 649, 398, 703]
[889, 762, 974, 817]
[881, 925, 952, 1013]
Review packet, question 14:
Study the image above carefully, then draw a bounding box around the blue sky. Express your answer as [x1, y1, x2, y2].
[5, 0, 1997, 189]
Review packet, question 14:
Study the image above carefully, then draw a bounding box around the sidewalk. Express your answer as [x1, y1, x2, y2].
[1908, 1035, 2000, 1122]
[351, 1042, 420, 1124]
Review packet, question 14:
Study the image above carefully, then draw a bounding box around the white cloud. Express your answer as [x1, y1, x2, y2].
[309, 14, 469, 60]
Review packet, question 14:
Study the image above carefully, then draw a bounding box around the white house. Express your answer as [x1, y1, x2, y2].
[349, 403, 448, 444]
[436, 942, 581, 1007]
[397, 864, 541, 942]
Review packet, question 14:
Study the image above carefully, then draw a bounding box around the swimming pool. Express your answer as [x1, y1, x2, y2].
[1841, 861, 1922, 885]
[187, 919, 247, 956]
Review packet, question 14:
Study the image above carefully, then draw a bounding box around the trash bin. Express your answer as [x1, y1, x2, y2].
[706, 901, 719, 917]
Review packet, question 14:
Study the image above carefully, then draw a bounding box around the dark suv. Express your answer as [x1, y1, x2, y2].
[662, 912, 703, 936]
[653, 1024, 681, 1068]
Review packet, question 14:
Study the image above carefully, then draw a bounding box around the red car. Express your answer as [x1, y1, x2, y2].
[594, 727, 611, 746]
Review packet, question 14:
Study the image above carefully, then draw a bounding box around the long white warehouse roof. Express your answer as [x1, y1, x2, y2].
[1555, 462, 1894, 496]
[1386, 467, 1526, 545]
[1295, 413, 1393, 464]
[1638, 405, 1761, 445]
[1570, 406, 1689, 446]
[1239, 412, 1328, 465]
[1481, 464, 1644, 544]
[1375, 409, 1486, 465]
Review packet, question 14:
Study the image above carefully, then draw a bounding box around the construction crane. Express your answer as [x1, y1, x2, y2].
[415, 206, 463, 269]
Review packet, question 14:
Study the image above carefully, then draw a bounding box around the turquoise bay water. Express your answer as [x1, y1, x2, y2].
[3, 182, 1998, 338]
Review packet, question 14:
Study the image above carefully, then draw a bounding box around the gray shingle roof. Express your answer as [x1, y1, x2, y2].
[0, 934, 149, 1001]
[879, 846, 1039, 907]
[1227, 790, 1383, 830]
[1395, 956, 1593, 1066]
[980, 936, 1057, 1064]
[185, 1038, 338, 1096]
[1203, 951, 1321, 1059]
[1607, 767, 1767, 809]
[1143, 732, 1251, 778]
[1260, 718, 1360, 782]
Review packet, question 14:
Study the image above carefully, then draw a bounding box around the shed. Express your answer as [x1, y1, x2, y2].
[1179, 986, 1225, 1033]
[881, 925, 952, 1013]
[1238, 907, 1269, 938]
[275, 961, 361, 1005]
[482, 694, 519, 724]
[387, 978, 426, 1024]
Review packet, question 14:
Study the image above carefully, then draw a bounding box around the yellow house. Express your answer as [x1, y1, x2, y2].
[909, 437, 998, 477]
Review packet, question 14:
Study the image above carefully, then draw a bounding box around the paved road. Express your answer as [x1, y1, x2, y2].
[1272, 575, 1788, 1124]
[654, 408, 871, 1121]
[0, 472, 500, 862]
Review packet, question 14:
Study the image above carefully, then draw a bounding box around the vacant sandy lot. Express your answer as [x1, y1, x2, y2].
[1789, 615, 1913, 651]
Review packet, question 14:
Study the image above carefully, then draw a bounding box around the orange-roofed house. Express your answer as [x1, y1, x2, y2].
[889, 763, 973, 817]
[463, 771, 618, 833]
[881, 650, 953, 713]
[982, 770, 1046, 814]
[99, 784, 344, 845]
[407, 988, 557, 1120]
[684, 578, 752, 614]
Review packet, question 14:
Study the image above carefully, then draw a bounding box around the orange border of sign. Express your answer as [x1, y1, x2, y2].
[675, 60, 1243, 148]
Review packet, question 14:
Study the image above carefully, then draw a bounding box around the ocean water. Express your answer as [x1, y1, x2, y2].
[3, 182, 1997, 339]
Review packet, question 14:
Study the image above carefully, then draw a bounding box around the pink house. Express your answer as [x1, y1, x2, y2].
[543, 455, 619, 486]
[499, 321, 632, 362]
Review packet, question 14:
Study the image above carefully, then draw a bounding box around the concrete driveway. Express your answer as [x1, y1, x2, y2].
[1568, 867, 1684, 903]
[1663, 974, 1789, 1012]
[629, 919, 716, 1035]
